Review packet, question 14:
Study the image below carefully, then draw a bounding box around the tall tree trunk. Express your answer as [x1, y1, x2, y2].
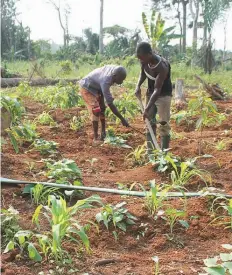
[190, 0, 199, 65]
[182, 0, 188, 53]
[176, 2, 183, 53]
[99, 0, 104, 54]
[203, 16, 207, 47]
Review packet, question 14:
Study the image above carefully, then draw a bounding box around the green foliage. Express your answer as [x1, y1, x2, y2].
[7, 121, 38, 153]
[144, 180, 170, 217]
[163, 208, 187, 236]
[33, 83, 82, 109]
[32, 195, 102, 260]
[31, 184, 62, 205]
[202, 244, 232, 275]
[4, 230, 42, 262]
[126, 143, 147, 166]
[96, 202, 137, 233]
[69, 115, 86, 131]
[45, 158, 82, 184]
[33, 138, 58, 155]
[104, 127, 132, 149]
[35, 111, 56, 126]
[59, 60, 72, 76]
[166, 156, 211, 186]
[1, 207, 21, 249]
[16, 81, 32, 96]
[0, 95, 25, 125]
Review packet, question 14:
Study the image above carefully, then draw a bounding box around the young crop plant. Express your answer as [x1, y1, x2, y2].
[166, 155, 212, 187]
[31, 184, 63, 205]
[1, 206, 21, 249]
[4, 230, 42, 262]
[69, 115, 86, 131]
[32, 195, 102, 261]
[202, 244, 232, 275]
[35, 111, 56, 126]
[34, 83, 82, 109]
[126, 143, 147, 166]
[33, 138, 59, 155]
[104, 127, 132, 148]
[96, 202, 137, 234]
[7, 121, 38, 153]
[0, 95, 25, 125]
[45, 158, 82, 184]
[16, 81, 32, 96]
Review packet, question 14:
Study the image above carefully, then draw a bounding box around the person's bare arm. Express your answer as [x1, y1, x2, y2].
[135, 66, 146, 99]
[108, 103, 129, 127]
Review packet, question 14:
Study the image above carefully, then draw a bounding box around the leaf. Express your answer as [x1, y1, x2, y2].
[23, 184, 35, 194]
[203, 267, 226, 275]
[220, 253, 232, 262]
[204, 257, 219, 267]
[28, 243, 42, 262]
[221, 244, 232, 250]
[222, 262, 232, 272]
[32, 205, 43, 227]
[4, 241, 15, 253]
[178, 220, 189, 229]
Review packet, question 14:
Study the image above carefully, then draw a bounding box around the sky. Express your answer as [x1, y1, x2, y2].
[16, 0, 232, 50]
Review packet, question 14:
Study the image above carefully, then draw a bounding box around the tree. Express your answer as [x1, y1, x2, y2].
[31, 39, 52, 59]
[99, 0, 104, 54]
[142, 10, 182, 55]
[47, 0, 71, 47]
[1, 0, 31, 60]
[84, 28, 99, 55]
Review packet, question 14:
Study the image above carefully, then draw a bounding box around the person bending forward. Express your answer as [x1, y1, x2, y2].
[79, 65, 129, 143]
[135, 42, 172, 151]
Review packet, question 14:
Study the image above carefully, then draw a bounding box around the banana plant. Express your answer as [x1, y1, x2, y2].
[142, 10, 182, 51]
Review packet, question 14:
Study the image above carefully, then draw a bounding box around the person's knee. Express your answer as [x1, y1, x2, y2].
[158, 121, 170, 136]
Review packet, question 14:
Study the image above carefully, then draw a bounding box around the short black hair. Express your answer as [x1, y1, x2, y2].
[136, 41, 152, 55]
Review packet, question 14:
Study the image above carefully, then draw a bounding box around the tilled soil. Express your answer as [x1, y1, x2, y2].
[1, 97, 232, 275]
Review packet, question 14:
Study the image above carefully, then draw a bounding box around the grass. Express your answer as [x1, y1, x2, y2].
[4, 60, 232, 92]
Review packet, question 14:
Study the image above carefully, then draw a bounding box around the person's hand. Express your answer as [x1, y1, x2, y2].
[143, 109, 149, 120]
[121, 117, 130, 127]
[135, 87, 141, 99]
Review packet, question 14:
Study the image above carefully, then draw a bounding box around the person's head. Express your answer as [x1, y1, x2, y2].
[112, 66, 127, 85]
[136, 42, 153, 64]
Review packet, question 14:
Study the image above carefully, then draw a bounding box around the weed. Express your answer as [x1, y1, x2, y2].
[96, 202, 137, 233]
[69, 115, 86, 131]
[214, 139, 230, 151]
[104, 127, 132, 148]
[31, 184, 62, 205]
[16, 81, 32, 96]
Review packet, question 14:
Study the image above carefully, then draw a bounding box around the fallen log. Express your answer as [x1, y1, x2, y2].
[0, 78, 79, 88]
[174, 78, 187, 110]
[194, 75, 225, 100]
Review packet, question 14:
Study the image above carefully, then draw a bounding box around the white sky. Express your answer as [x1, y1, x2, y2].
[17, 0, 232, 50]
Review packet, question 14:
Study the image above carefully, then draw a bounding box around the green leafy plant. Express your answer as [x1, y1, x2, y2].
[16, 81, 32, 96]
[59, 60, 72, 76]
[4, 230, 42, 262]
[69, 115, 86, 131]
[7, 121, 38, 153]
[0, 95, 25, 125]
[104, 127, 132, 148]
[210, 198, 232, 230]
[35, 111, 56, 126]
[144, 180, 170, 217]
[32, 195, 102, 261]
[31, 184, 62, 205]
[126, 143, 147, 166]
[151, 256, 160, 275]
[166, 156, 211, 186]
[45, 158, 82, 184]
[96, 202, 137, 233]
[214, 139, 230, 151]
[202, 244, 232, 275]
[1, 206, 21, 249]
[34, 83, 82, 109]
[33, 138, 58, 155]
[163, 208, 188, 238]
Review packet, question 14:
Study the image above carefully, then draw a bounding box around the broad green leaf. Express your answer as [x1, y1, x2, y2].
[222, 262, 232, 272]
[4, 241, 15, 253]
[222, 244, 232, 250]
[178, 220, 189, 229]
[204, 257, 219, 267]
[28, 243, 42, 262]
[203, 267, 225, 275]
[220, 253, 232, 262]
[23, 184, 35, 194]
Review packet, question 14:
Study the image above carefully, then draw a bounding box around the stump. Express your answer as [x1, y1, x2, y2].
[174, 78, 187, 110]
[1, 107, 11, 135]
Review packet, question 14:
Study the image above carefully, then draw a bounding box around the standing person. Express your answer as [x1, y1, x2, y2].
[79, 65, 129, 143]
[134, 42, 172, 151]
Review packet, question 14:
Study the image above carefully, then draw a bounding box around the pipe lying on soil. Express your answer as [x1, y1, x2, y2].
[1, 177, 232, 198]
